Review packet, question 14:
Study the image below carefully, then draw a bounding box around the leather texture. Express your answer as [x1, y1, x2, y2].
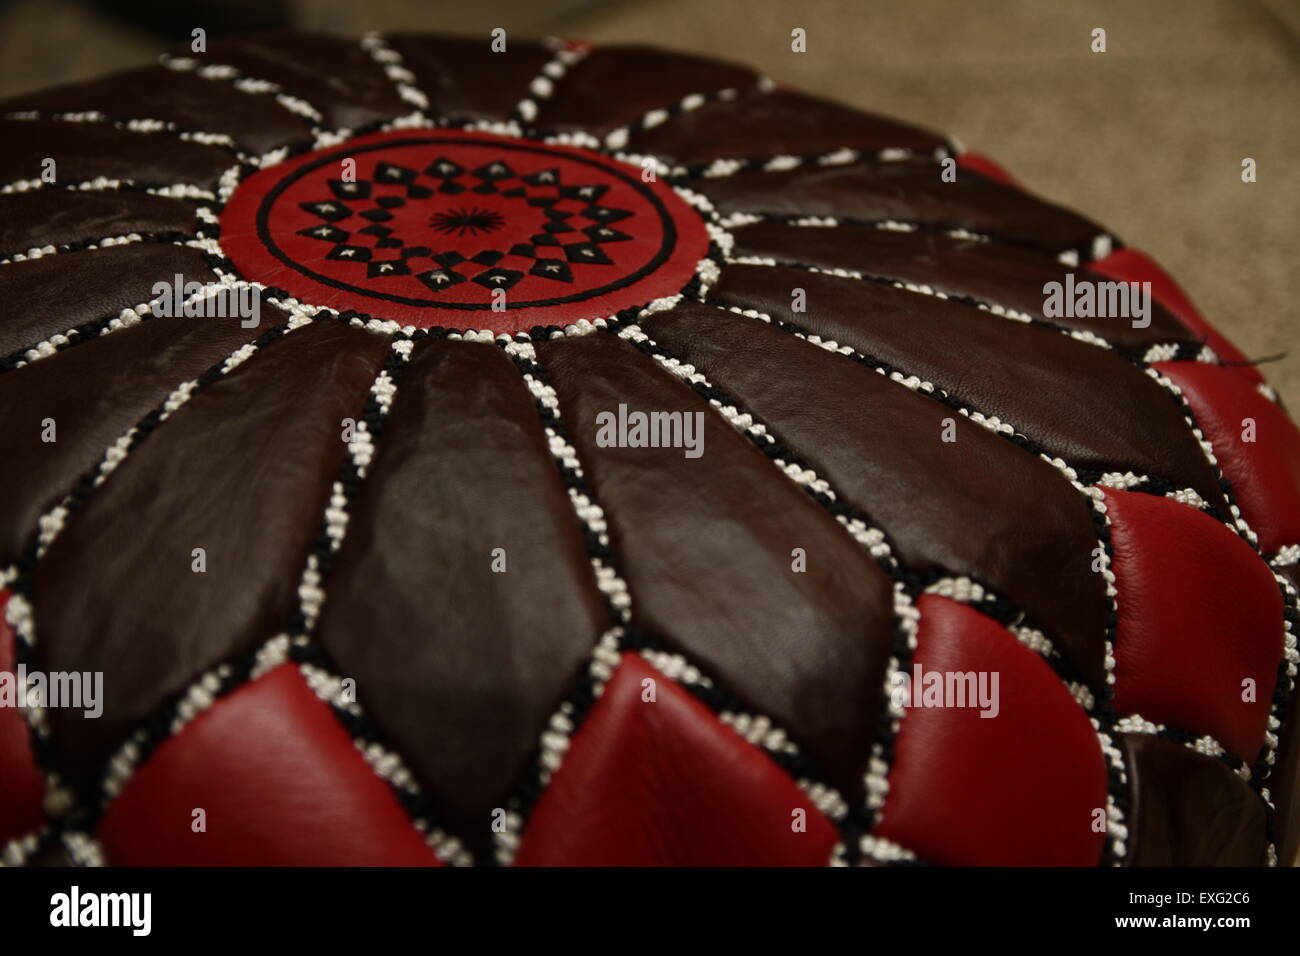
[0, 243, 218, 360]
[709, 258, 1226, 507]
[33, 320, 388, 789]
[539, 331, 898, 799]
[0, 192, 198, 259]
[641, 301, 1111, 687]
[1122, 734, 1267, 866]
[514, 652, 840, 866]
[875, 595, 1109, 866]
[0, 120, 236, 193]
[1103, 488, 1282, 762]
[1155, 360, 1300, 555]
[0, 30, 1295, 869]
[697, 160, 1105, 256]
[315, 338, 607, 847]
[98, 663, 441, 866]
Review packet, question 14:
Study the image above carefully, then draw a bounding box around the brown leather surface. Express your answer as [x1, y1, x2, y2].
[385, 34, 551, 123]
[641, 301, 1110, 687]
[730, 221, 1193, 349]
[538, 331, 897, 797]
[196, 32, 409, 131]
[698, 160, 1105, 256]
[627, 88, 946, 165]
[1122, 734, 1267, 866]
[316, 338, 606, 842]
[0, 192, 198, 258]
[0, 243, 217, 359]
[0, 66, 310, 155]
[33, 320, 388, 788]
[0, 306, 278, 566]
[0, 119, 236, 191]
[710, 260, 1227, 509]
[534, 46, 757, 136]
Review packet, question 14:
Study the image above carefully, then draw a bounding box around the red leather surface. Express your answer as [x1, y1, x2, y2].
[956, 152, 1020, 188]
[1154, 360, 1300, 556]
[220, 128, 711, 334]
[514, 652, 839, 866]
[874, 595, 1108, 865]
[0, 589, 45, 844]
[1104, 488, 1282, 760]
[97, 662, 439, 866]
[1093, 248, 1260, 382]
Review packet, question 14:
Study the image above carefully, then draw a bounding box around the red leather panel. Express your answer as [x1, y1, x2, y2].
[1103, 488, 1282, 760]
[0, 589, 45, 844]
[97, 662, 439, 866]
[875, 595, 1107, 865]
[514, 652, 838, 866]
[1154, 360, 1300, 555]
[1093, 248, 1260, 382]
[956, 152, 1020, 188]
[220, 128, 711, 334]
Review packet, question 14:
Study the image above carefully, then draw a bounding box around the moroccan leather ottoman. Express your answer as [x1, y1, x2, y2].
[0, 31, 1296, 868]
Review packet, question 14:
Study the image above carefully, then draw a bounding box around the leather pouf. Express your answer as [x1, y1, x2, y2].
[1, 32, 1297, 868]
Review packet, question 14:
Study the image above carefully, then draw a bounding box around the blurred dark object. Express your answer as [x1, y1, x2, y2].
[90, 0, 290, 38]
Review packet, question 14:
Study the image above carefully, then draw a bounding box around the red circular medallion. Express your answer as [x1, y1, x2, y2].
[220, 129, 712, 333]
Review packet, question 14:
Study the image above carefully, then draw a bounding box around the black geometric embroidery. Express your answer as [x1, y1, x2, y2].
[424, 157, 464, 179]
[374, 162, 417, 185]
[298, 224, 349, 243]
[416, 268, 466, 291]
[531, 259, 574, 282]
[297, 153, 635, 293]
[302, 200, 351, 222]
[585, 224, 631, 243]
[563, 242, 613, 265]
[367, 259, 409, 278]
[430, 207, 506, 238]
[328, 180, 370, 200]
[473, 267, 524, 290]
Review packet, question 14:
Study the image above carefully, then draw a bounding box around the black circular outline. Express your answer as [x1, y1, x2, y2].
[253, 135, 684, 311]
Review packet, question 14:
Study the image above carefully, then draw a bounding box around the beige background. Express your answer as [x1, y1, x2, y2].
[1, 0, 1296, 400]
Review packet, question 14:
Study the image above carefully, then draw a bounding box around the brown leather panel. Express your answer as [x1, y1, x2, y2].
[0, 192, 197, 258]
[0, 308, 281, 567]
[537, 331, 896, 797]
[627, 88, 945, 166]
[1122, 734, 1267, 866]
[534, 46, 757, 137]
[709, 262, 1227, 510]
[0, 243, 217, 359]
[200, 32, 409, 131]
[641, 303, 1109, 686]
[317, 339, 606, 840]
[33, 319, 389, 787]
[385, 34, 551, 122]
[0, 66, 311, 155]
[731, 222, 1192, 349]
[698, 161, 1104, 256]
[0, 120, 235, 192]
